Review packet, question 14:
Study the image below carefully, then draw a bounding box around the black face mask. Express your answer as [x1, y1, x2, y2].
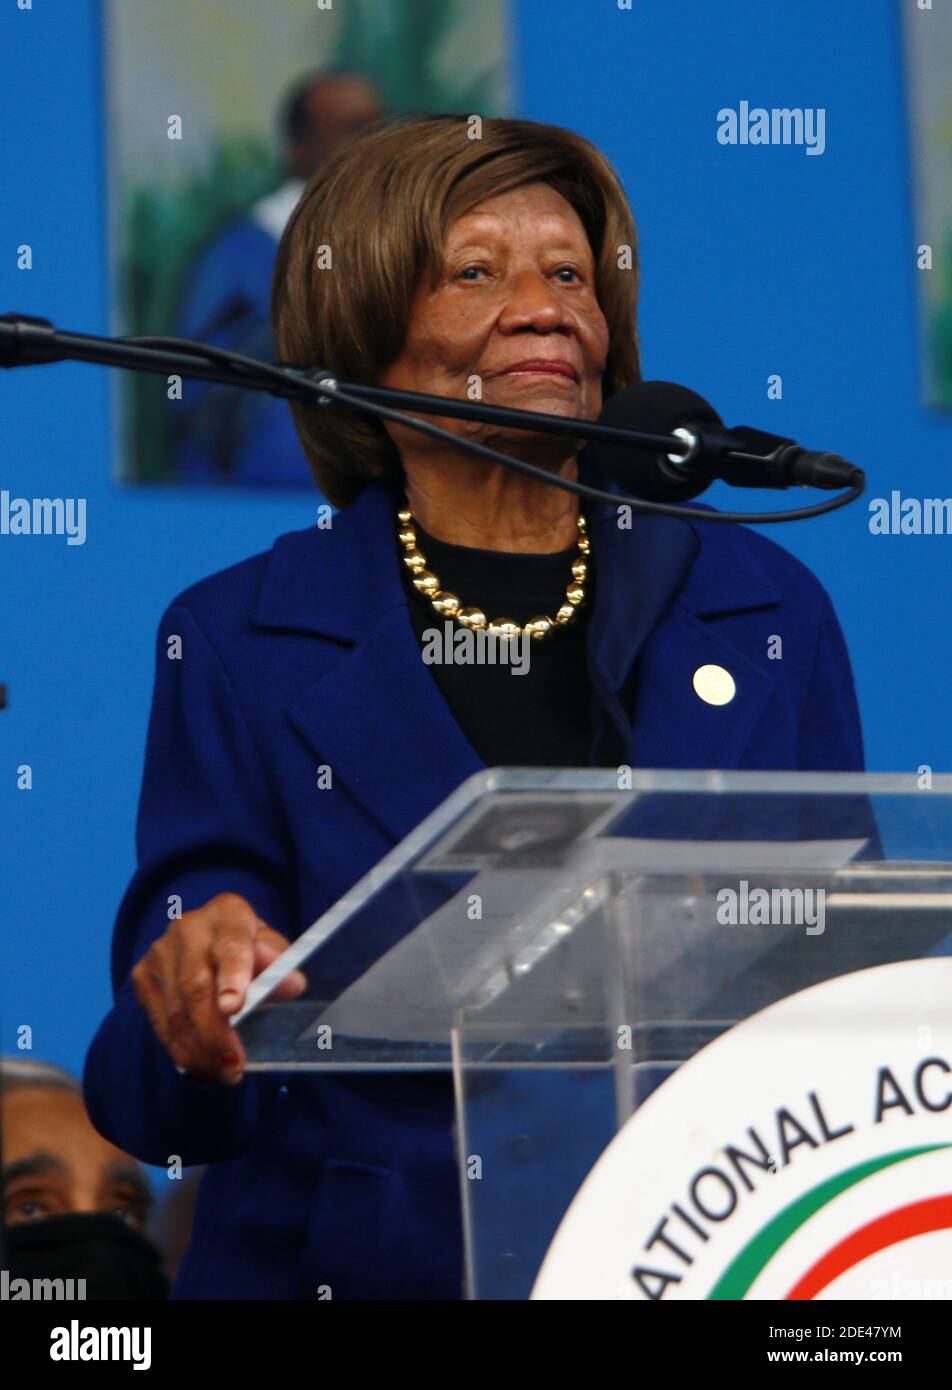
[4, 1212, 170, 1300]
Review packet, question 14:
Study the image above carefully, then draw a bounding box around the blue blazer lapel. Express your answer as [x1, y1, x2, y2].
[629, 604, 775, 769]
[636, 510, 784, 770]
[585, 507, 700, 754]
[583, 469, 784, 771]
[255, 481, 483, 846]
[287, 615, 483, 845]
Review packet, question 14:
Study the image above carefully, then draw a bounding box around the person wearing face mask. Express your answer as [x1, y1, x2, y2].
[1, 1058, 169, 1300]
[83, 116, 869, 1300]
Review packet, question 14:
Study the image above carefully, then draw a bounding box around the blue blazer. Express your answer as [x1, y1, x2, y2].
[83, 473, 869, 1299]
[172, 218, 312, 487]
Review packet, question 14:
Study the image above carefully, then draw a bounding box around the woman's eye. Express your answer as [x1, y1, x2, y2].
[457, 265, 487, 281]
[113, 1198, 150, 1229]
[554, 266, 581, 283]
[8, 1200, 49, 1222]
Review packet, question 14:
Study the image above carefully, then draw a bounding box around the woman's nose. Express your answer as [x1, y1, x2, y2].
[497, 270, 575, 333]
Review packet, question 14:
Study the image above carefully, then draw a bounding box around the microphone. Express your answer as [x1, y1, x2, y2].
[582, 381, 861, 502]
[0, 312, 864, 523]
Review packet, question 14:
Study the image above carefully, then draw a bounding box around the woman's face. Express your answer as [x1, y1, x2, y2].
[379, 182, 610, 464]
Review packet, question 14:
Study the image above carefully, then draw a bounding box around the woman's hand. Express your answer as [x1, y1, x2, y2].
[131, 892, 307, 1085]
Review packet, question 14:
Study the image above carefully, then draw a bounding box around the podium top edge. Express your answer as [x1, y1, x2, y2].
[472, 768, 950, 795]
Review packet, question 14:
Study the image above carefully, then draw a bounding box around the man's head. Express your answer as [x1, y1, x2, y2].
[0, 1058, 152, 1232]
[283, 69, 383, 181]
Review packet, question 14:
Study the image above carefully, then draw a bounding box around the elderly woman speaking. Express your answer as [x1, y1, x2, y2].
[84, 116, 866, 1299]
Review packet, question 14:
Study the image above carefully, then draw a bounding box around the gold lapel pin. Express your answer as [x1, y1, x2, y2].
[692, 664, 736, 706]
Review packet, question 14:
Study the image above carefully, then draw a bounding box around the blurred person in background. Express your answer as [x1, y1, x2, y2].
[171, 67, 383, 487]
[1, 1057, 169, 1299]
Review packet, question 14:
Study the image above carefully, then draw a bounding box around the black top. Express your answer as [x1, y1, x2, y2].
[399, 519, 596, 768]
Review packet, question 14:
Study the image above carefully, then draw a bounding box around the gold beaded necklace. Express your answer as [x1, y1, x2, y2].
[397, 501, 590, 642]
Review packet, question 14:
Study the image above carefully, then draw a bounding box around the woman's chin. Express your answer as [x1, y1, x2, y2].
[491, 377, 586, 419]
[475, 430, 582, 473]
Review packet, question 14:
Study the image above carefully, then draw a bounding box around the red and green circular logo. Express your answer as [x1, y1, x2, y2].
[533, 962, 952, 1301]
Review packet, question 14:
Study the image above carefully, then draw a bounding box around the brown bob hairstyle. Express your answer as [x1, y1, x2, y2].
[271, 115, 641, 507]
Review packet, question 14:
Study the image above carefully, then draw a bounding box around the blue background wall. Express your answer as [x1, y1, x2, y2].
[2, 0, 949, 1081]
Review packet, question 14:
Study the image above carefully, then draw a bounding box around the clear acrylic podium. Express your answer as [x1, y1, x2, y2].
[234, 769, 952, 1299]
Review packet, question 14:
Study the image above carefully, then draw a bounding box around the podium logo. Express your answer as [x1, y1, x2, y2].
[715, 880, 825, 935]
[532, 961, 952, 1302]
